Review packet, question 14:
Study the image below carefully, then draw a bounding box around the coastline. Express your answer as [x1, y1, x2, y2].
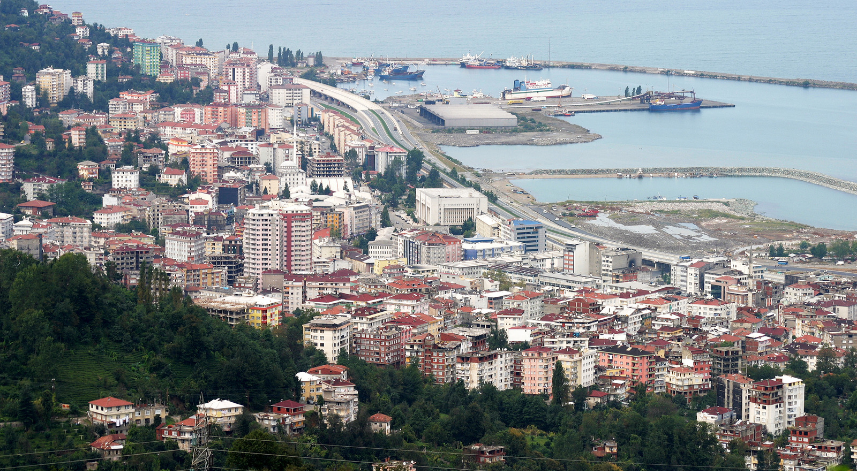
[332, 57, 857, 92]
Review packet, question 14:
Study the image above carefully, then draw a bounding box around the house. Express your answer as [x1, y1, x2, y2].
[368, 413, 392, 435]
[158, 416, 202, 451]
[697, 406, 735, 426]
[90, 433, 126, 461]
[88, 397, 134, 430]
[159, 167, 187, 186]
[592, 440, 618, 458]
[197, 398, 244, 432]
[464, 444, 505, 464]
[254, 400, 305, 435]
[17, 200, 56, 217]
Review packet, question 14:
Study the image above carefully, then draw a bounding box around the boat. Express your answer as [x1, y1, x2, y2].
[503, 55, 543, 70]
[552, 110, 575, 116]
[351, 59, 364, 66]
[465, 59, 501, 69]
[649, 90, 703, 111]
[459, 52, 479, 67]
[379, 65, 425, 81]
[409, 87, 417, 91]
[501, 78, 572, 100]
[420, 82, 426, 86]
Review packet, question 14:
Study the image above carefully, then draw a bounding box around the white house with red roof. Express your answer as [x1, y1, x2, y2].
[689, 299, 737, 321]
[158, 167, 187, 186]
[157, 416, 201, 451]
[501, 290, 544, 321]
[382, 293, 428, 315]
[88, 397, 134, 429]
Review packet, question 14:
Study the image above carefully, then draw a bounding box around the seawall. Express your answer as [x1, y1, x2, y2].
[522, 167, 857, 196]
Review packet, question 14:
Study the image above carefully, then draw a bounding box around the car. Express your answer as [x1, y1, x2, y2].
[554, 217, 559, 221]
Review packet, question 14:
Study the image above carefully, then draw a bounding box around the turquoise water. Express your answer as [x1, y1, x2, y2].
[50, 0, 857, 82]
[511, 176, 857, 231]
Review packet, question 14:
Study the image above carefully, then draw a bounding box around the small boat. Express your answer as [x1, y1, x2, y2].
[409, 87, 416, 91]
[420, 82, 427, 86]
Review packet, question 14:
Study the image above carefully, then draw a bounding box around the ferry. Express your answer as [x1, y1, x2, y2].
[501, 79, 572, 100]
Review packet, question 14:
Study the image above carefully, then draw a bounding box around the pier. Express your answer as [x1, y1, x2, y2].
[518, 167, 857, 197]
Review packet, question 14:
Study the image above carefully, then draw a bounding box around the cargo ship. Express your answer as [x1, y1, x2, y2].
[501, 79, 572, 100]
[503, 56, 543, 70]
[379, 65, 425, 81]
[649, 99, 702, 111]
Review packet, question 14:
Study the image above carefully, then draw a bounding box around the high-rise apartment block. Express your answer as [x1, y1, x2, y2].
[35, 67, 72, 104]
[242, 202, 312, 280]
[133, 41, 162, 76]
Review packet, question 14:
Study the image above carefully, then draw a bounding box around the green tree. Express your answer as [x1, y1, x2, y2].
[195, 38, 203, 47]
[232, 41, 239, 52]
[227, 429, 302, 470]
[810, 242, 827, 259]
[381, 206, 392, 227]
[799, 240, 811, 251]
[281, 182, 290, 199]
[768, 245, 776, 257]
[552, 361, 569, 405]
[309, 180, 318, 194]
[776, 243, 786, 257]
[267, 44, 274, 63]
[624, 86, 630, 97]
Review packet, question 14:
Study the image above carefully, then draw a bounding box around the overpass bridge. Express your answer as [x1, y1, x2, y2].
[294, 78, 416, 149]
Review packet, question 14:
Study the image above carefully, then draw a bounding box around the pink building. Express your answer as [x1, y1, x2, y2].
[598, 345, 655, 387]
[521, 347, 557, 396]
[189, 145, 218, 183]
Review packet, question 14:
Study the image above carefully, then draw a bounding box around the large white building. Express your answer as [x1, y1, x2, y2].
[557, 348, 597, 388]
[0, 212, 13, 240]
[303, 315, 352, 363]
[745, 375, 805, 436]
[46, 216, 91, 247]
[415, 188, 488, 226]
[112, 166, 140, 189]
[269, 84, 310, 107]
[165, 230, 205, 263]
[456, 350, 516, 391]
[243, 202, 313, 280]
[0, 144, 14, 183]
[198, 398, 244, 433]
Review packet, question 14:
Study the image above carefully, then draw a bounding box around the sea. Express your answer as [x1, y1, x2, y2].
[48, 0, 857, 229]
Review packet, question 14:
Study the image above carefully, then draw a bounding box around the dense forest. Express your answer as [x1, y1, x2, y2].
[1, 251, 857, 471]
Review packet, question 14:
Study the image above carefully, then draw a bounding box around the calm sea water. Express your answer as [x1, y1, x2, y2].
[511, 176, 857, 231]
[50, 0, 857, 82]
[49, 0, 857, 227]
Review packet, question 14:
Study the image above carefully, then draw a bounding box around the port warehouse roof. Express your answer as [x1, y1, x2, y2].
[420, 104, 517, 127]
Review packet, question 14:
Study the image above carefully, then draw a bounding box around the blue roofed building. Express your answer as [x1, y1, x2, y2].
[462, 236, 525, 260]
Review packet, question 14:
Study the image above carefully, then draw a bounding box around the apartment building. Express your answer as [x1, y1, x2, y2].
[521, 347, 557, 395]
[416, 188, 488, 226]
[36, 67, 72, 103]
[456, 350, 516, 391]
[165, 230, 205, 262]
[303, 315, 351, 363]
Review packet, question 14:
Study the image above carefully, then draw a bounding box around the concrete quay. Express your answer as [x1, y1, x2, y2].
[522, 167, 857, 197]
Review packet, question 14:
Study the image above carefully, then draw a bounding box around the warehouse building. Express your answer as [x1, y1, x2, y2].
[420, 104, 517, 128]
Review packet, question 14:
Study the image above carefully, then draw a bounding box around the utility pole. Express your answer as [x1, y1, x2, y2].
[191, 393, 211, 471]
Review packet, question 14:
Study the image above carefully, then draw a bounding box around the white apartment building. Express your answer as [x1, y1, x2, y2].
[87, 60, 107, 82]
[112, 166, 140, 189]
[0, 212, 13, 240]
[93, 206, 132, 228]
[415, 188, 488, 226]
[368, 240, 396, 259]
[165, 230, 205, 263]
[456, 350, 516, 391]
[303, 315, 351, 363]
[269, 84, 310, 107]
[46, 217, 91, 247]
[22, 85, 37, 108]
[88, 397, 134, 428]
[0, 144, 14, 183]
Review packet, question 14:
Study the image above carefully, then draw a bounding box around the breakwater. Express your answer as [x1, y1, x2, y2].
[333, 57, 857, 92]
[523, 167, 857, 196]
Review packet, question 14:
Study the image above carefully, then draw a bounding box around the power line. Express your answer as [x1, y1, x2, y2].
[0, 449, 181, 470]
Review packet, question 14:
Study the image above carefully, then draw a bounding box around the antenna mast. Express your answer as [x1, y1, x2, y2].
[190, 393, 212, 471]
